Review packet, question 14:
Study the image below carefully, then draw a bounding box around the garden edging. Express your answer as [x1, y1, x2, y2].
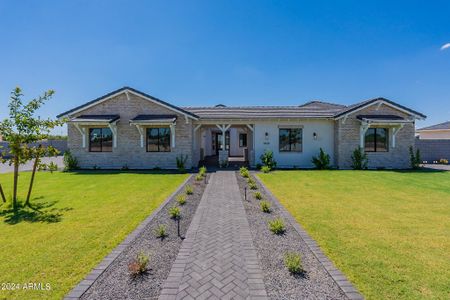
[64, 174, 193, 300]
[253, 172, 364, 300]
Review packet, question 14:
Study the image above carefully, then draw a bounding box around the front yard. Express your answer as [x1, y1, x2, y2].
[0, 171, 188, 300]
[258, 170, 450, 300]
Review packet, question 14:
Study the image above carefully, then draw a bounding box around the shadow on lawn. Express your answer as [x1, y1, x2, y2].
[0, 198, 73, 225]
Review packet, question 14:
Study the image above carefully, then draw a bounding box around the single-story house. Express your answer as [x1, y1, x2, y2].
[57, 87, 426, 169]
[416, 121, 450, 140]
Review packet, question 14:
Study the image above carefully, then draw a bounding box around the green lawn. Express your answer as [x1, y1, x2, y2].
[0, 171, 188, 300]
[258, 170, 450, 300]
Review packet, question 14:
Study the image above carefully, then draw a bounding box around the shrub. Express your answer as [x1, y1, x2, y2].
[48, 162, 58, 173]
[254, 191, 263, 200]
[63, 150, 78, 171]
[260, 150, 277, 169]
[195, 174, 203, 181]
[239, 167, 249, 178]
[199, 166, 207, 176]
[260, 201, 271, 213]
[185, 185, 194, 195]
[268, 218, 285, 234]
[439, 158, 449, 165]
[128, 252, 150, 276]
[261, 166, 271, 173]
[249, 182, 258, 190]
[121, 164, 129, 171]
[155, 224, 167, 239]
[176, 194, 186, 205]
[409, 146, 421, 169]
[351, 147, 368, 170]
[169, 206, 181, 219]
[176, 154, 188, 172]
[284, 252, 303, 274]
[311, 148, 331, 170]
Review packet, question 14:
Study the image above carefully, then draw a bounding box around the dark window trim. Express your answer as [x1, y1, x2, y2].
[146, 127, 171, 152]
[365, 127, 389, 153]
[89, 127, 113, 152]
[239, 133, 247, 147]
[279, 128, 303, 152]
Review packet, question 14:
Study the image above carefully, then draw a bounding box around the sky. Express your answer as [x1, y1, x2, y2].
[0, 0, 449, 134]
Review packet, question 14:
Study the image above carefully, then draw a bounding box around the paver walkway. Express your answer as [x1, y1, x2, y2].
[159, 171, 268, 300]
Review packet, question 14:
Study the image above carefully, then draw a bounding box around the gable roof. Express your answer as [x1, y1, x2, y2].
[57, 87, 199, 120]
[334, 97, 426, 119]
[417, 121, 450, 131]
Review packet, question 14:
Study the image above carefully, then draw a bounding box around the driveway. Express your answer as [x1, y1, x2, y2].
[0, 156, 64, 174]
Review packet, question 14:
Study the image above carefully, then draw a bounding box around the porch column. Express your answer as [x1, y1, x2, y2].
[360, 123, 370, 148]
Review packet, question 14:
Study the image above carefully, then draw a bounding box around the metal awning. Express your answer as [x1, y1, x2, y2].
[69, 115, 120, 124]
[129, 114, 177, 125]
[357, 114, 411, 125]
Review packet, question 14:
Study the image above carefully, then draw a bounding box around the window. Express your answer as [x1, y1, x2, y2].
[239, 133, 247, 147]
[146, 127, 171, 152]
[365, 128, 388, 152]
[89, 128, 113, 152]
[279, 128, 302, 152]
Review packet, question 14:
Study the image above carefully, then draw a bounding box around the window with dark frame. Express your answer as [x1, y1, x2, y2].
[146, 127, 171, 152]
[279, 128, 302, 152]
[239, 133, 247, 147]
[89, 128, 113, 152]
[364, 128, 388, 152]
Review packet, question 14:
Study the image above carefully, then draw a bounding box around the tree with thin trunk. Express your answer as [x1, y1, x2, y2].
[0, 87, 63, 211]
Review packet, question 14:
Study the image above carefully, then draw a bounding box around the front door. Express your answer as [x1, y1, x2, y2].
[214, 132, 230, 155]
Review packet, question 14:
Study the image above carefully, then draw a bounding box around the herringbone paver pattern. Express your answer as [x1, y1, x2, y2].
[159, 171, 268, 300]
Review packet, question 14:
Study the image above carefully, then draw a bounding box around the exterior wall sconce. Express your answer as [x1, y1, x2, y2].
[313, 132, 318, 140]
[265, 132, 269, 140]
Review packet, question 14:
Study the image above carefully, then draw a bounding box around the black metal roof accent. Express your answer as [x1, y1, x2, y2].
[70, 114, 120, 123]
[130, 114, 178, 121]
[57, 87, 199, 119]
[356, 115, 405, 121]
[334, 97, 426, 119]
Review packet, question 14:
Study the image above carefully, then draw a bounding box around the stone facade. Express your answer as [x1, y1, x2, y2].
[335, 103, 415, 169]
[67, 93, 194, 169]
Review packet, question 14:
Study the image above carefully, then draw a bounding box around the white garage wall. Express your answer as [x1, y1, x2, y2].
[253, 120, 335, 168]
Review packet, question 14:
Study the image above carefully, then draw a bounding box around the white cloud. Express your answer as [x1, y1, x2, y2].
[440, 43, 450, 50]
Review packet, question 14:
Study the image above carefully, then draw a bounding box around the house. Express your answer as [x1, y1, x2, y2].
[57, 87, 426, 169]
[416, 121, 450, 139]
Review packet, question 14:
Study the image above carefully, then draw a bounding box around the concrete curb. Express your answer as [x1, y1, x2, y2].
[64, 174, 193, 300]
[253, 173, 364, 300]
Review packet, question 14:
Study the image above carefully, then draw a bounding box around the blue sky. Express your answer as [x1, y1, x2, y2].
[1, 0, 449, 134]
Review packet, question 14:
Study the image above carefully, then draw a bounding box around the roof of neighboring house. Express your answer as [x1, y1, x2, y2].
[57, 87, 199, 120]
[417, 121, 450, 131]
[69, 115, 120, 123]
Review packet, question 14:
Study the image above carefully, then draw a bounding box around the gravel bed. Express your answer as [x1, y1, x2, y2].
[81, 174, 208, 300]
[236, 171, 347, 300]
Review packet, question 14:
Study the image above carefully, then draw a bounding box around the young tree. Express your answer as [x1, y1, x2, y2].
[0, 87, 63, 210]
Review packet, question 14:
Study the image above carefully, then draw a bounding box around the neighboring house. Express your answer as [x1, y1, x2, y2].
[416, 121, 450, 139]
[57, 87, 426, 169]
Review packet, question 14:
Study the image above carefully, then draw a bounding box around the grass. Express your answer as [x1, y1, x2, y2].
[258, 170, 450, 300]
[0, 170, 188, 300]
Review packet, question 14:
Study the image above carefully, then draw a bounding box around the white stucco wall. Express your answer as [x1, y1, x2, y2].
[253, 120, 335, 168]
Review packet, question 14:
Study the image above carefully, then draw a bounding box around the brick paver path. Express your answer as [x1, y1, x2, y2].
[159, 171, 268, 300]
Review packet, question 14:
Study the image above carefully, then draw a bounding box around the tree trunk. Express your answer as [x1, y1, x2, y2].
[0, 182, 6, 203]
[25, 155, 40, 207]
[12, 155, 19, 211]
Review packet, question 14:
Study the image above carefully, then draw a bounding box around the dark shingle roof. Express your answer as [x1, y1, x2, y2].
[57, 87, 199, 119]
[418, 121, 450, 131]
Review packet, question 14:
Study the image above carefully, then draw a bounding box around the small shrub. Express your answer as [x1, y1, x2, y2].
[185, 185, 194, 195]
[261, 166, 271, 173]
[256, 163, 262, 170]
[128, 252, 150, 276]
[254, 191, 262, 200]
[260, 201, 271, 213]
[268, 218, 285, 235]
[351, 147, 368, 170]
[247, 177, 255, 184]
[63, 150, 78, 171]
[176, 194, 186, 205]
[284, 252, 303, 274]
[409, 146, 421, 169]
[48, 162, 58, 173]
[249, 182, 258, 190]
[121, 164, 129, 171]
[199, 166, 207, 176]
[155, 224, 167, 239]
[311, 148, 331, 170]
[260, 149, 277, 169]
[169, 206, 181, 219]
[195, 174, 203, 181]
[240, 167, 250, 178]
[439, 158, 449, 165]
[176, 154, 188, 172]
